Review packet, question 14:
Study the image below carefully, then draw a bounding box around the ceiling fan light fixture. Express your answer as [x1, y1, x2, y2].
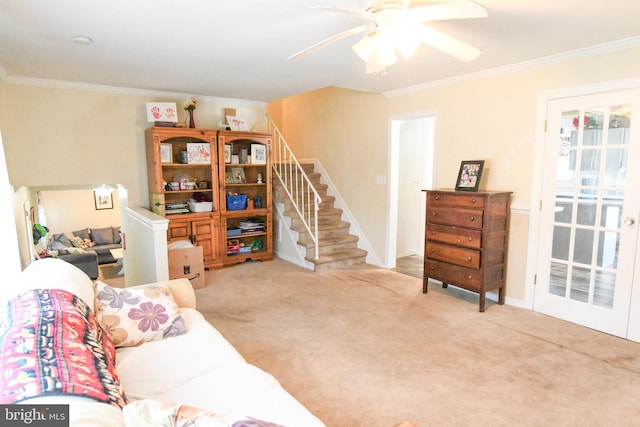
[395, 24, 422, 59]
[352, 34, 376, 62]
[365, 53, 387, 76]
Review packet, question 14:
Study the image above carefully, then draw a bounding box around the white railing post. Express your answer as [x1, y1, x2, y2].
[268, 116, 321, 260]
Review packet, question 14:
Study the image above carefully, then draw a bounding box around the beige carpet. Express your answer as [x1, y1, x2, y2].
[196, 259, 640, 427]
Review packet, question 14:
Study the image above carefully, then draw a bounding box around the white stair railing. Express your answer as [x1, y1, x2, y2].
[268, 117, 321, 260]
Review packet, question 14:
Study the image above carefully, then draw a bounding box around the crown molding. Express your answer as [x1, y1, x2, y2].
[4, 75, 267, 108]
[384, 36, 640, 98]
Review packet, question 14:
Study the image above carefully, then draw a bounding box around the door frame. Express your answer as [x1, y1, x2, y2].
[526, 76, 640, 311]
[385, 110, 437, 268]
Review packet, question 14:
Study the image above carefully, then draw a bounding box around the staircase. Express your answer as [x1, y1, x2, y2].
[273, 162, 368, 271]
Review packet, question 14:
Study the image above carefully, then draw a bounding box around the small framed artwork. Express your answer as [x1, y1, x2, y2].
[455, 160, 485, 192]
[224, 144, 232, 163]
[160, 143, 172, 163]
[230, 167, 246, 183]
[226, 115, 249, 131]
[146, 102, 178, 123]
[186, 142, 211, 164]
[251, 144, 267, 165]
[94, 191, 114, 210]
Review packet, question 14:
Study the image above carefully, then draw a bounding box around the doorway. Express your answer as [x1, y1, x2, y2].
[35, 185, 127, 286]
[534, 86, 640, 340]
[388, 113, 435, 276]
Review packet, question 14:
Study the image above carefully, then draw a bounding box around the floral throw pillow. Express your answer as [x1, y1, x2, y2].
[122, 399, 286, 427]
[94, 281, 187, 347]
[71, 235, 95, 249]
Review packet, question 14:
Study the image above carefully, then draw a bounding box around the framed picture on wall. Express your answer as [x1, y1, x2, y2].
[455, 160, 485, 192]
[94, 191, 114, 210]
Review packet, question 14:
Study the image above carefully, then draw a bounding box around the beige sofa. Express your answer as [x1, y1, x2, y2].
[0, 258, 325, 427]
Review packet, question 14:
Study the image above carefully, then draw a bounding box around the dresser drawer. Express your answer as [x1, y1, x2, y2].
[428, 192, 486, 208]
[425, 241, 480, 269]
[426, 206, 484, 229]
[426, 224, 482, 249]
[424, 259, 481, 291]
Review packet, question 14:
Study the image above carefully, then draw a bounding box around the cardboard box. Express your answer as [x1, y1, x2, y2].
[168, 246, 205, 289]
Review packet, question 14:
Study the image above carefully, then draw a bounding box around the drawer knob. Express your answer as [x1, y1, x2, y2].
[468, 236, 473, 241]
[467, 256, 472, 261]
[471, 199, 477, 204]
[434, 195, 440, 200]
[469, 216, 475, 221]
[468, 275, 473, 279]
[431, 249, 436, 253]
[432, 212, 437, 217]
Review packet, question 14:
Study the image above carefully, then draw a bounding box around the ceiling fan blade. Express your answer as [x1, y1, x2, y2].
[287, 24, 370, 61]
[416, 25, 481, 62]
[310, 5, 378, 21]
[310, 5, 362, 15]
[407, 1, 488, 23]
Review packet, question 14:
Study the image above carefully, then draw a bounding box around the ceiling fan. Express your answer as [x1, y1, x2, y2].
[288, 0, 488, 76]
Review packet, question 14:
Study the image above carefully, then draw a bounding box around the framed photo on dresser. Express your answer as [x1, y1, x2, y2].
[455, 160, 484, 192]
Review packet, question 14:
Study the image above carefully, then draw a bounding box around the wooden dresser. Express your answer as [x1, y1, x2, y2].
[422, 190, 511, 312]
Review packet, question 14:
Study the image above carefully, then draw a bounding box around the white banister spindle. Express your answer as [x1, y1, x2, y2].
[268, 116, 321, 260]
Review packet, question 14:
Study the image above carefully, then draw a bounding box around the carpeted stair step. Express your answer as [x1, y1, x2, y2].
[298, 234, 360, 258]
[305, 248, 368, 271]
[289, 211, 344, 229]
[291, 220, 351, 240]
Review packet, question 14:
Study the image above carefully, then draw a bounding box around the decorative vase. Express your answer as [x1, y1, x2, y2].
[188, 110, 195, 128]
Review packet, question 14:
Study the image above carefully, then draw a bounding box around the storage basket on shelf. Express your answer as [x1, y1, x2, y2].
[226, 194, 247, 210]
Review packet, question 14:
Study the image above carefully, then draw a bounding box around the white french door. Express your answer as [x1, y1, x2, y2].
[535, 89, 640, 340]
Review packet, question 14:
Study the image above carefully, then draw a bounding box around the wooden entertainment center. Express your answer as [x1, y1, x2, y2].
[145, 127, 273, 270]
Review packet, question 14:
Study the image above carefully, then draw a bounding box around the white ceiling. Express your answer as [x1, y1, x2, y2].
[1, 0, 639, 103]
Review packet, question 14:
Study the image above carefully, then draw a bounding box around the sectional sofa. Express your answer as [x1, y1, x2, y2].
[48, 226, 122, 279]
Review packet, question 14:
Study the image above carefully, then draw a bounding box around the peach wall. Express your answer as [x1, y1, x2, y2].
[386, 45, 640, 302]
[271, 45, 640, 304]
[269, 87, 390, 259]
[2, 84, 267, 208]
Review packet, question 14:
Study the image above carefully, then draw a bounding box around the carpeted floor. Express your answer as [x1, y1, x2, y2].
[196, 259, 640, 427]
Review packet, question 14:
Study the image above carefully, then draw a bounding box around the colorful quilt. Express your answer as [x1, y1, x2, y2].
[0, 288, 127, 408]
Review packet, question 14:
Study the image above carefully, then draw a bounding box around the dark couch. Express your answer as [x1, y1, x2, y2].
[50, 226, 122, 279]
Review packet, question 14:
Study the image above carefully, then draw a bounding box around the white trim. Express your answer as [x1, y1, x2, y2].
[127, 207, 169, 232]
[510, 202, 530, 215]
[5, 76, 267, 107]
[385, 36, 640, 98]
